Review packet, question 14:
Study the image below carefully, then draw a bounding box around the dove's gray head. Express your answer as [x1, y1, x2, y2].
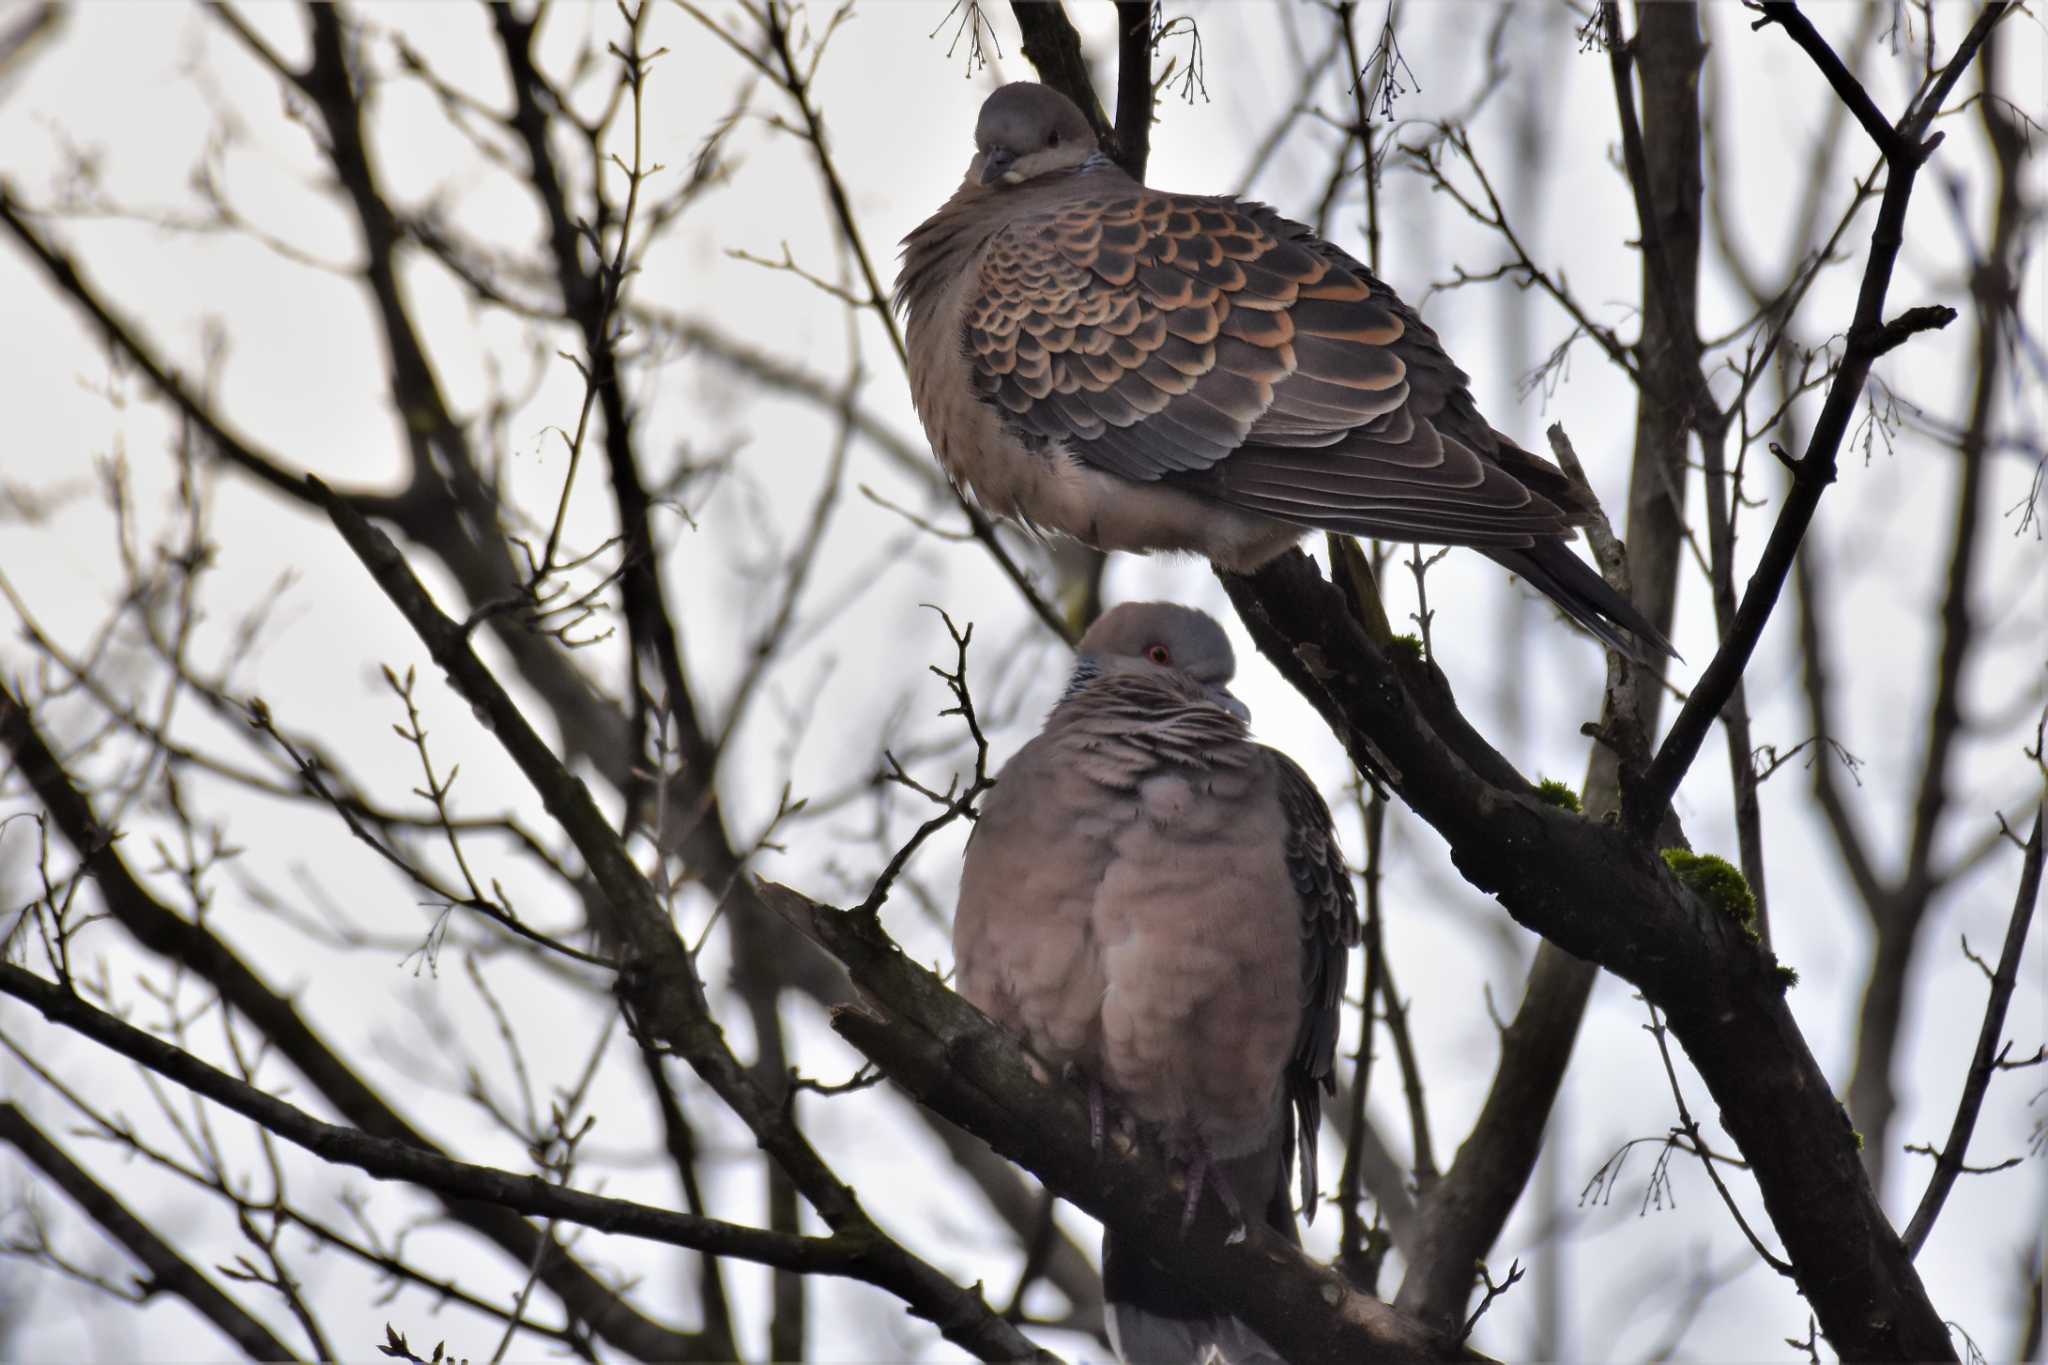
[971, 82, 1099, 188]
[1066, 602, 1249, 722]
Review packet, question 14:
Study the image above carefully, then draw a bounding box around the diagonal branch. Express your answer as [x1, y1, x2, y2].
[1901, 807, 2043, 1256]
[0, 967, 872, 1275]
[0, 185, 407, 521]
[1749, 2, 1909, 157]
[0, 676, 708, 1363]
[756, 881, 1479, 1365]
[309, 479, 1049, 1361]
[1641, 1001, 1795, 1276]
[0, 1103, 300, 1363]
[1220, 549, 1953, 1361]
[1630, 1, 2007, 828]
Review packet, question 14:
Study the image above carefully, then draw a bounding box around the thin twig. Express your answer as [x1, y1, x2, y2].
[1631, 1, 2007, 827]
[861, 608, 997, 917]
[1902, 808, 2043, 1255]
[0, 963, 863, 1274]
[0, 1103, 301, 1362]
[1642, 1000, 1795, 1277]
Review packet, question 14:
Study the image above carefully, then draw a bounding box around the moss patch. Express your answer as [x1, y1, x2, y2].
[1535, 778, 1583, 814]
[1773, 963, 1800, 991]
[1662, 848, 1759, 941]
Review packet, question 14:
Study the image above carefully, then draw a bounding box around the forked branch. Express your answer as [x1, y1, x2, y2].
[1901, 808, 2043, 1256]
[1631, 1, 2007, 828]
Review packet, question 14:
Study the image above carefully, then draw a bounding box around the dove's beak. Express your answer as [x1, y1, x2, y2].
[1209, 685, 1251, 725]
[978, 148, 1017, 186]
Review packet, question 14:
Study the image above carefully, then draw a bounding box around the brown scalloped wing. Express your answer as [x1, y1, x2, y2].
[966, 189, 1576, 546]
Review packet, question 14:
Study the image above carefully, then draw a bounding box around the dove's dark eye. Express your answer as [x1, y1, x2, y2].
[1047, 130, 1062, 148]
[1145, 644, 1170, 665]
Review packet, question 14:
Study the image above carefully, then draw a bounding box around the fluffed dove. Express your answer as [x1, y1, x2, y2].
[899, 82, 1674, 657]
[954, 602, 1358, 1363]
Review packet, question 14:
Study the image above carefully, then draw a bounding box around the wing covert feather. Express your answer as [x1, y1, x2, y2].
[964, 187, 1585, 546]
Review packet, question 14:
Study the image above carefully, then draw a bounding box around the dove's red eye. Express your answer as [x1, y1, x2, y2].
[1146, 644, 1171, 665]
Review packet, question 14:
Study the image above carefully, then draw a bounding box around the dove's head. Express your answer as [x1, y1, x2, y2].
[970, 82, 1099, 188]
[1068, 602, 1250, 722]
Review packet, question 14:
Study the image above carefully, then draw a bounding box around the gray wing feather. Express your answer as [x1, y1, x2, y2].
[1272, 751, 1360, 1220]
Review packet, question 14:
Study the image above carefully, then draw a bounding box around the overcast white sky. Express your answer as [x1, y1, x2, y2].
[0, 3, 2043, 1361]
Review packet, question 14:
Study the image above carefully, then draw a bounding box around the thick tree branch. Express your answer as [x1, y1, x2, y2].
[1220, 551, 1952, 1361]
[1010, 2, 1113, 146]
[1601, 2, 1712, 422]
[309, 481, 1049, 1361]
[756, 882, 1480, 1365]
[311, 473, 1474, 1358]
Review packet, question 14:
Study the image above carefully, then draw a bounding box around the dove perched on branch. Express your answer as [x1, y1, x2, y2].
[899, 82, 1673, 658]
[953, 602, 1358, 1363]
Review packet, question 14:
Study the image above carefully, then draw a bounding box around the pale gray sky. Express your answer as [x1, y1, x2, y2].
[0, 3, 2042, 1361]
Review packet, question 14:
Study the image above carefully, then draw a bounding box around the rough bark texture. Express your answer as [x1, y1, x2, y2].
[757, 883, 1481, 1365]
[1221, 553, 1954, 1361]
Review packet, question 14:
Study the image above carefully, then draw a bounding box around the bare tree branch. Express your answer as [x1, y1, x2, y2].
[1220, 549, 1953, 1360]
[0, 1104, 301, 1363]
[0, 966, 889, 1276]
[1010, 2, 1113, 146]
[0, 676, 707, 1361]
[1631, 0, 2007, 827]
[307, 479, 1050, 1361]
[757, 881, 1481, 1365]
[1112, 1, 1155, 180]
[1901, 807, 2043, 1255]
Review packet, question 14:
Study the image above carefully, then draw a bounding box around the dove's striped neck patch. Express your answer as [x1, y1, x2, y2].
[1055, 656, 1103, 706]
[1051, 668, 1250, 769]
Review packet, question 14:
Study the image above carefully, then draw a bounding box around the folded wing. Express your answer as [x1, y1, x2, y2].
[964, 190, 1590, 550]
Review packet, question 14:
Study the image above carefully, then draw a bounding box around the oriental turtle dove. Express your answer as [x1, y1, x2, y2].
[899, 82, 1673, 657]
[953, 602, 1358, 1363]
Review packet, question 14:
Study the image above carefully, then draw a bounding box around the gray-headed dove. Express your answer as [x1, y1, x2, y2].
[954, 602, 1358, 1363]
[899, 82, 1673, 657]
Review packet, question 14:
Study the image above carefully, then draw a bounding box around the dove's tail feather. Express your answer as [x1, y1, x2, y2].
[1483, 539, 1679, 662]
[1102, 1139, 1293, 1365]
